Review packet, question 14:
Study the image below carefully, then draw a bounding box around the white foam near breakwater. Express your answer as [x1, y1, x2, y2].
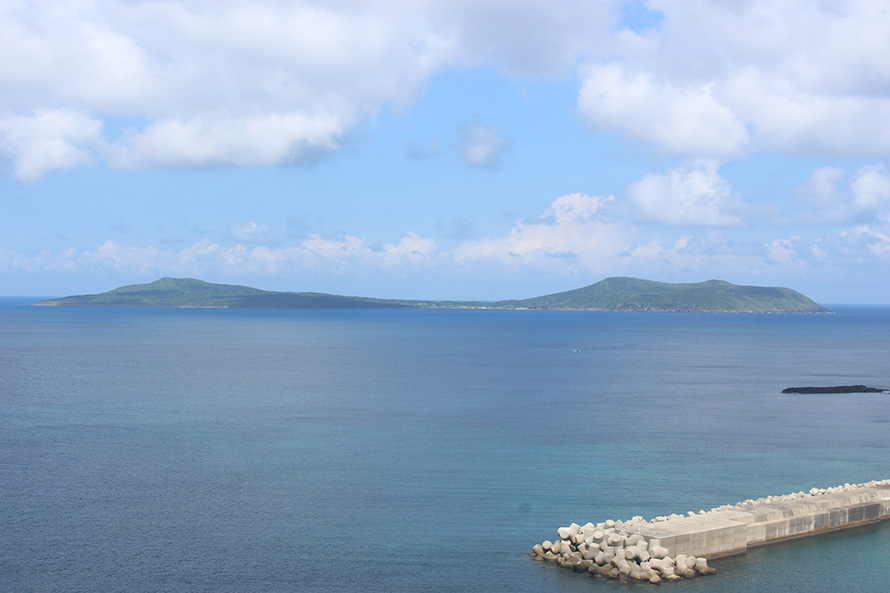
[531, 479, 890, 584]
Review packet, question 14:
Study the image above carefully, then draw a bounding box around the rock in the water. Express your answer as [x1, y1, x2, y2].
[782, 385, 885, 394]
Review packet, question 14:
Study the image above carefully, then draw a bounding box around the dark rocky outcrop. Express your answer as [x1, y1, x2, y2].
[782, 385, 885, 394]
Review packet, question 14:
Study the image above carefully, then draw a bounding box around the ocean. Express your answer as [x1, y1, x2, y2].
[2, 299, 889, 592]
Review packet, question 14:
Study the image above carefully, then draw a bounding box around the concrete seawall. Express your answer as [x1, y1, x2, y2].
[532, 480, 890, 583]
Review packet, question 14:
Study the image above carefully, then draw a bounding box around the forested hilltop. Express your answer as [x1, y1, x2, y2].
[495, 277, 829, 312]
[36, 277, 829, 313]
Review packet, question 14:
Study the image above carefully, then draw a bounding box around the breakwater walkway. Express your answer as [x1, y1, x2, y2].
[531, 480, 890, 584]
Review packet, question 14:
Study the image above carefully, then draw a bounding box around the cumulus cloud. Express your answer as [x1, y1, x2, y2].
[111, 113, 344, 170]
[623, 230, 834, 284]
[453, 193, 629, 272]
[5, 1, 888, 178]
[455, 119, 512, 168]
[6, 190, 825, 286]
[801, 166, 847, 209]
[179, 239, 220, 265]
[230, 222, 276, 245]
[579, 0, 890, 157]
[847, 225, 890, 258]
[4, 195, 630, 280]
[578, 63, 749, 156]
[1, 231, 440, 279]
[766, 236, 799, 263]
[800, 163, 890, 222]
[0, 0, 621, 179]
[0, 109, 104, 179]
[0, 1, 455, 178]
[424, 0, 618, 76]
[850, 164, 890, 214]
[381, 231, 438, 268]
[6, 196, 890, 296]
[626, 159, 744, 227]
[81, 240, 167, 273]
[624, 233, 764, 282]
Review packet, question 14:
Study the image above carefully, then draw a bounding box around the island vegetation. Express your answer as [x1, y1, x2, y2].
[494, 277, 828, 313]
[36, 276, 830, 313]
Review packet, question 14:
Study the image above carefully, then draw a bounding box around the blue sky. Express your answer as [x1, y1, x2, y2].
[2, 1, 890, 303]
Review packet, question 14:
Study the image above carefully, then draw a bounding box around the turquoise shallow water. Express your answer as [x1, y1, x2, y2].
[1, 301, 889, 592]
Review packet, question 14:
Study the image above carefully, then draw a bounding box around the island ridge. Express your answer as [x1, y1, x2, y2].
[36, 276, 829, 313]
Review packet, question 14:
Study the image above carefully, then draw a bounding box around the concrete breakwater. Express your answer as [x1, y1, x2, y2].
[531, 479, 890, 584]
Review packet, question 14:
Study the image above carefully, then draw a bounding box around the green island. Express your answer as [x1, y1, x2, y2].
[36, 276, 829, 313]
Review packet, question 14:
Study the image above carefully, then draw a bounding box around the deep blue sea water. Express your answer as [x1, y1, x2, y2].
[2, 300, 889, 592]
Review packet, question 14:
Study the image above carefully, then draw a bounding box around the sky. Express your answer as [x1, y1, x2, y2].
[2, 0, 890, 303]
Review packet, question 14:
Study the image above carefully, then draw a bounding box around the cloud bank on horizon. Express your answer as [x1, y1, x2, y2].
[2, 0, 890, 302]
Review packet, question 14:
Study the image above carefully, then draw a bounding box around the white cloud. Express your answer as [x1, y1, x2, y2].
[110, 112, 344, 170]
[424, 0, 618, 76]
[230, 222, 275, 245]
[453, 193, 629, 272]
[1, 230, 439, 279]
[622, 231, 836, 284]
[0, 2, 158, 113]
[6, 193, 890, 297]
[216, 231, 439, 276]
[179, 239, 220, 264]
[0, 1, 457, 178]
[0, 109, 104, 179]
[578, 63, 749, 156]
[850, 225, 890, 258]
[850, 164, 890, 214]
[0, 0, 622, 179]
[4, 196, 630, 281]
[673, 235, 690, 250]
[624, 233, 765, 281]
[801, 166, 847, 209]
[811, 239, 828, 260]
[800, 163, 890, 222]
[455, 119, 511, 168]
[6, 1, 888, 179]
[81, 240, 167, 273]
[299, 234, 368, 264]
[766, 236, 799, 263]
[579, 0, 890, 158]
[382, 231, 438, 268]
[626, 159, 744, 227]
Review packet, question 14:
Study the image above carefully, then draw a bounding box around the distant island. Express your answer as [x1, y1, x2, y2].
[35, 277, 830, 313]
